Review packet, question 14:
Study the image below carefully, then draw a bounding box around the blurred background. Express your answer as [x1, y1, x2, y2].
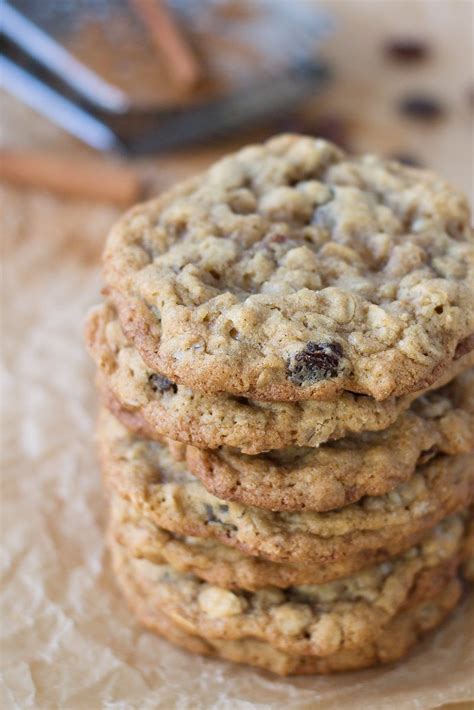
[1, 0, 472, 227]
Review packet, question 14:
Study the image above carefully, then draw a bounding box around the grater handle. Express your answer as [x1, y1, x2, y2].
[1, 1, 130, 113]
[0, 56, 121, 151]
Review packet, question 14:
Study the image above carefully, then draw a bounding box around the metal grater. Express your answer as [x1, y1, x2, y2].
[0, 0, 332, 154]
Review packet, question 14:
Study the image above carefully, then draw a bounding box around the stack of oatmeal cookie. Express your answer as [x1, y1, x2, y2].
[86, 135, 474, 675]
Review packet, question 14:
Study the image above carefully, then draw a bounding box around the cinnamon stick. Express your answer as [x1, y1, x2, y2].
[130, 0, 203, 89]
[0, 150, 143, 205]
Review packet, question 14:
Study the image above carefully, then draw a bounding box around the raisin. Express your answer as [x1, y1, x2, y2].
[204, 504, 237, 532]
[398, 95, 445, 121]
[287, 342, 344, 385]
[148, 373, 177, 393]
[384, 39, 429, 63]
[205, 504, 218, 523]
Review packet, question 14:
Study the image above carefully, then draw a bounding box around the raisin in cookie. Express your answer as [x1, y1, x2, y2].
[103, 134, 474, 401]
[108, 512, 465, 658]
[114, 547, 462, 675]
[99, 409, 474, 567]
[86, 302, 474, 454]
[109, 494, 374, 590]
[109, 493, 473, 592]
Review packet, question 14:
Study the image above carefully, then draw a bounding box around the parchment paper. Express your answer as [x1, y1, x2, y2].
[1, 178, 474, 710]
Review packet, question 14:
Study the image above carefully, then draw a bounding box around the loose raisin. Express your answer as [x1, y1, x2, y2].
[384, 39, 429, 63]
[398, 95, 445, 121]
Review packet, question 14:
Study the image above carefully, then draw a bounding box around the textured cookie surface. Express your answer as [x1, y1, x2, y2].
[110, 494, 474, 592]
[109, 494, 415, 590]
[109, 495, 371, 590]
[103, 134, 474, 401]
[183, 370, 474, 511]
[109, 513, 465, 659]
[114, 547, 462, 676]
[99, 408, 474, 567]
[86, 302, 474, 454]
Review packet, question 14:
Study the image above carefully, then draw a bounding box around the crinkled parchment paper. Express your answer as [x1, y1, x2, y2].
[1, 182, 473, 710]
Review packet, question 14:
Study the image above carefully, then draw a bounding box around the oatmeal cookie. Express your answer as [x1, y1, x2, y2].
[109, 494, 473, 592]
[103, 134, 474, 401]
[99, 409, 474, 567]
[109, 513, 465, 659]
[87, 302, 474, 454]
[115, 544, 461, 675]
[113, 563, 462, 675]
[182, 370, 474, 511]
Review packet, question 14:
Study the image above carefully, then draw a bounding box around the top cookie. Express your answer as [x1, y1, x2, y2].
[104, 134, 474, 401]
